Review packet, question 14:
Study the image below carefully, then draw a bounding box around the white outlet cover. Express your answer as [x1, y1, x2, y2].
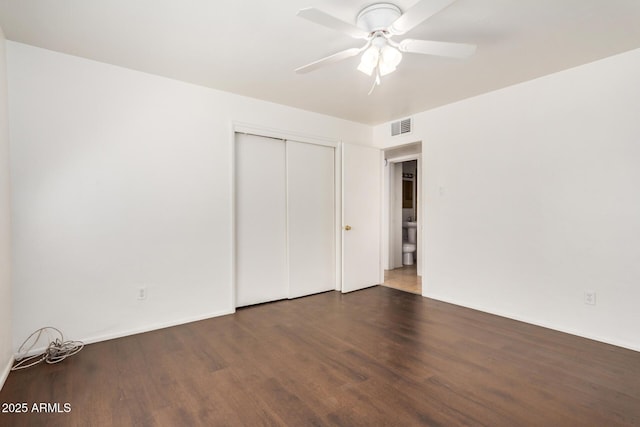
[584, 291, 596, 305]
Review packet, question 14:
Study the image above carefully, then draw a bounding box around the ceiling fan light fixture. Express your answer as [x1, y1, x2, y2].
[378, 62, 396, 76]
[381, 45, 402, 69]
[357, 46, 379, 76]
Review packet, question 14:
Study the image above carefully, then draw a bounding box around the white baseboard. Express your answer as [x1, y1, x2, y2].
[0, 355, 13, 392]
[14, 308, 236, 359]
[424, 292, 640, 353]
[82, 308, 236, 346]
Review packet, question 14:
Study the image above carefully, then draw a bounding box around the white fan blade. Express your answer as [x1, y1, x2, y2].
[297, 8, 369, 39]
[399, 39, 476, 59]
[390, 0, 457, 35]
[295, 47, 363, 74]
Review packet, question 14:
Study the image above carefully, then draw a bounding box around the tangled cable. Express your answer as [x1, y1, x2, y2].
[11, 327, 84, 371]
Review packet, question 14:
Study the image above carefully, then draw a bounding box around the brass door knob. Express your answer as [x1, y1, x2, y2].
[344, 225, 352, 231]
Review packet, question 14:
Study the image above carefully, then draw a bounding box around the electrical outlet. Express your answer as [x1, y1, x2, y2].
[584, 290, 596, 305]
[138, 287, 147, 301]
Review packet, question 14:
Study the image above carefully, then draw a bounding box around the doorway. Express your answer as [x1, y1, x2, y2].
[382, 143, 422, 295]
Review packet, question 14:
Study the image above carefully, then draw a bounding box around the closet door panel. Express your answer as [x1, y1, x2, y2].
[236, 134, 287, 307]
[287, 141, 335, 298]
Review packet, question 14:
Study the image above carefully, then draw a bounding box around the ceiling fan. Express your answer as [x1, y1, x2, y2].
[295, 0, 477, 94]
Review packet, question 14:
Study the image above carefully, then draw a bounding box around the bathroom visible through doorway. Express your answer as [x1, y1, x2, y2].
[382, 144, 422, 295]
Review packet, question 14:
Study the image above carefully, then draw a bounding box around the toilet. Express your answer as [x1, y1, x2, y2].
[402, 242, 416, 265]
[402, 221, 417, 265]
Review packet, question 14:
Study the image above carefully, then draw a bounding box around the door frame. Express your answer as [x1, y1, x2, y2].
[383, 144, 423, 279]
[230, 121, 341, 309]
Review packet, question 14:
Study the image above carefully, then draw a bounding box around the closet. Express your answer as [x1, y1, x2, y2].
[235, 133, 335, 307]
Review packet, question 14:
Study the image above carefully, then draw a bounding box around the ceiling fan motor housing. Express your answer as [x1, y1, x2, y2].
[356, 3, 402, 34]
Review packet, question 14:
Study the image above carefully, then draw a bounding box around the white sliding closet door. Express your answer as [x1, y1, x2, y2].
[287, 141, 335, 298]
[236, 133, 288, 307]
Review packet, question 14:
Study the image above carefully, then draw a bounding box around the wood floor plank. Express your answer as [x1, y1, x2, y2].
[2, 286, 639, 426]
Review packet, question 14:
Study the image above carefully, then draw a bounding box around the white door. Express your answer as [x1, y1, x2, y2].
[342, 143, 382, 293]
[287, 141, 335, 298]
[235, 134, 288, 307]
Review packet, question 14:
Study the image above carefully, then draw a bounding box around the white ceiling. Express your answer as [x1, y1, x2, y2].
[1, 0, 640, 125]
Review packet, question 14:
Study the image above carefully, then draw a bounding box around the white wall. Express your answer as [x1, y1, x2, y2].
[7, 42, 371, 350]
[0, 25, 12, 388]
[374, 48, 640, 351]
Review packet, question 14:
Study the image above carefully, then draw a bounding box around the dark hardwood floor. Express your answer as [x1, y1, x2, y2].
[1, 286, 639, 426]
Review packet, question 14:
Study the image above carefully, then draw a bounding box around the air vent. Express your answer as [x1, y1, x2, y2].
[391, 118, 412, 136]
